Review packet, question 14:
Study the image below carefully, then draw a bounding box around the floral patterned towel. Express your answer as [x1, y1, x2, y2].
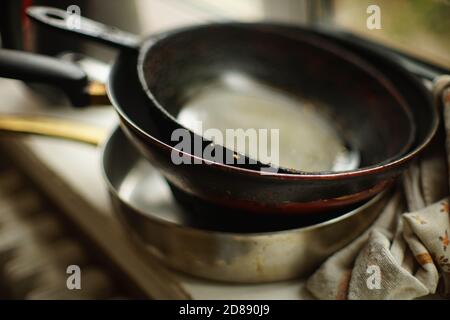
[306, 76, 450, 300]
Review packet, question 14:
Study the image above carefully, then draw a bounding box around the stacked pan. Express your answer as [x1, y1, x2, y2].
[0, 6, 442, 282]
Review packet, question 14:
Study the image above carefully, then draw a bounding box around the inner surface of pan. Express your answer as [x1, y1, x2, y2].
[139, 24, 415, 173]
[177, 74, 360, 172]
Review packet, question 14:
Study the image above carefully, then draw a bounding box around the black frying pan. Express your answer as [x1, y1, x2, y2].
[107, 48, 437, 214]
[27, 6, 416, 173]
[1, 7, 439, 214]
[0, 46, 394, 215]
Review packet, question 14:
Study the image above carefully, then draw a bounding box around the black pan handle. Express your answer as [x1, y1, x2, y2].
[27, 6, 140, 51]
[0, 49, 91, 107]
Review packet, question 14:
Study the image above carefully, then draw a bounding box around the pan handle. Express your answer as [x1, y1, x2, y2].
[27, 6, 140, 51]
[0, 49, 109, 107]
[0, 115, 107, 146]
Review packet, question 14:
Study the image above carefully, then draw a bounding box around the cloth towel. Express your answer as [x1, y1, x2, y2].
[306, 76, 450, 300]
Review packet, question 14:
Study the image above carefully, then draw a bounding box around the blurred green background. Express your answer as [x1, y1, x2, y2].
[334, 0, 450, 68]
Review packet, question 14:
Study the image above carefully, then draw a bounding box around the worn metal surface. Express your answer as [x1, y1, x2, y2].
[103, 127, 389, 283]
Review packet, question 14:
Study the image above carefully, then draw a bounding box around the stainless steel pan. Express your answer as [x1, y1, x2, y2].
[0, 116, 388, 283]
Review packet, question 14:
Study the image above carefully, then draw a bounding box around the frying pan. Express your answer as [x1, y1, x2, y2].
[0, 48, 389, 214]
[106, 37, 437, 215]
[27, 7, 416, 174]
[8, 8, 440, 214]
[0, 115, 388, 282]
